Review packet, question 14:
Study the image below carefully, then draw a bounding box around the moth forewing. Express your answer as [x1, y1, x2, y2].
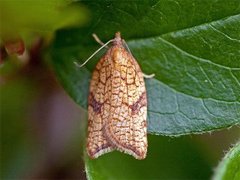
[87, 32, 147, 160]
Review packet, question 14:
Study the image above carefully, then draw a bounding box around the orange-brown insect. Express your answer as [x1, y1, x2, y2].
[84, 32, 148, 159]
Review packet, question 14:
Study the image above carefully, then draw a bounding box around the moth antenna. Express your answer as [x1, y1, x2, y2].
[92, 33, 108, 48]
[122, 39, 133, 56]
[74, 39, 114, 68]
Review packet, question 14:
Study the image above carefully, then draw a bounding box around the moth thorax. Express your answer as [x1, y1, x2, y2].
[112, 48, 124, 65]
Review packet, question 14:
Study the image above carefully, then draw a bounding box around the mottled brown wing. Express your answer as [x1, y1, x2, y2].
[87, 44, 147, 159]
[104, 46, 148, 159]
[86, 51, 114, 158]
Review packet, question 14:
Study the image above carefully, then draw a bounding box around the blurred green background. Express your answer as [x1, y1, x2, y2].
[1, 0, 239, 179]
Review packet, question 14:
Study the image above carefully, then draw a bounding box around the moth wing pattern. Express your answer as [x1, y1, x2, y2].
[105, 46, 148, 159]
[87, 32, 147, 160]
[87, 55, 114, 158]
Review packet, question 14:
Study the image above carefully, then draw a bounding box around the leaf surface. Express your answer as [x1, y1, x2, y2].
[85, 135, 212, 180]
[0, 0, 87, 41]
[50, 0, 240, 135]
[213, 142, 240, 180]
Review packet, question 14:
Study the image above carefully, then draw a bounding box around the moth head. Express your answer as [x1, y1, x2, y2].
[113, 32, 123, 45]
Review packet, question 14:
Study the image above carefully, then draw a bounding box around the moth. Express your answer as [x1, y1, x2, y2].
[82, 32, 149, 160]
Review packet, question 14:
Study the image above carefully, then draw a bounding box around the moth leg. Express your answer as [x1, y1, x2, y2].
[92, 33, 109, 48]
[143, 73, 155, 78]
[122, 39, 155, 79]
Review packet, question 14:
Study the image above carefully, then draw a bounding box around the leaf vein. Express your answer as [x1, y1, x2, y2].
[209, 24, 240, 42]
[159, 37, 240, 70]
[202, 99, 223, 119]
[199, 65, 214, 87]
[230, 70, 240, 88]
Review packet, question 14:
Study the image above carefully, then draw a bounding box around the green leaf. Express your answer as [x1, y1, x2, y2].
[50, 0, 240, 135]
[213, 142, 240, 180]
[85, 135, 212, 180]
[0, 0, 88, 41]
